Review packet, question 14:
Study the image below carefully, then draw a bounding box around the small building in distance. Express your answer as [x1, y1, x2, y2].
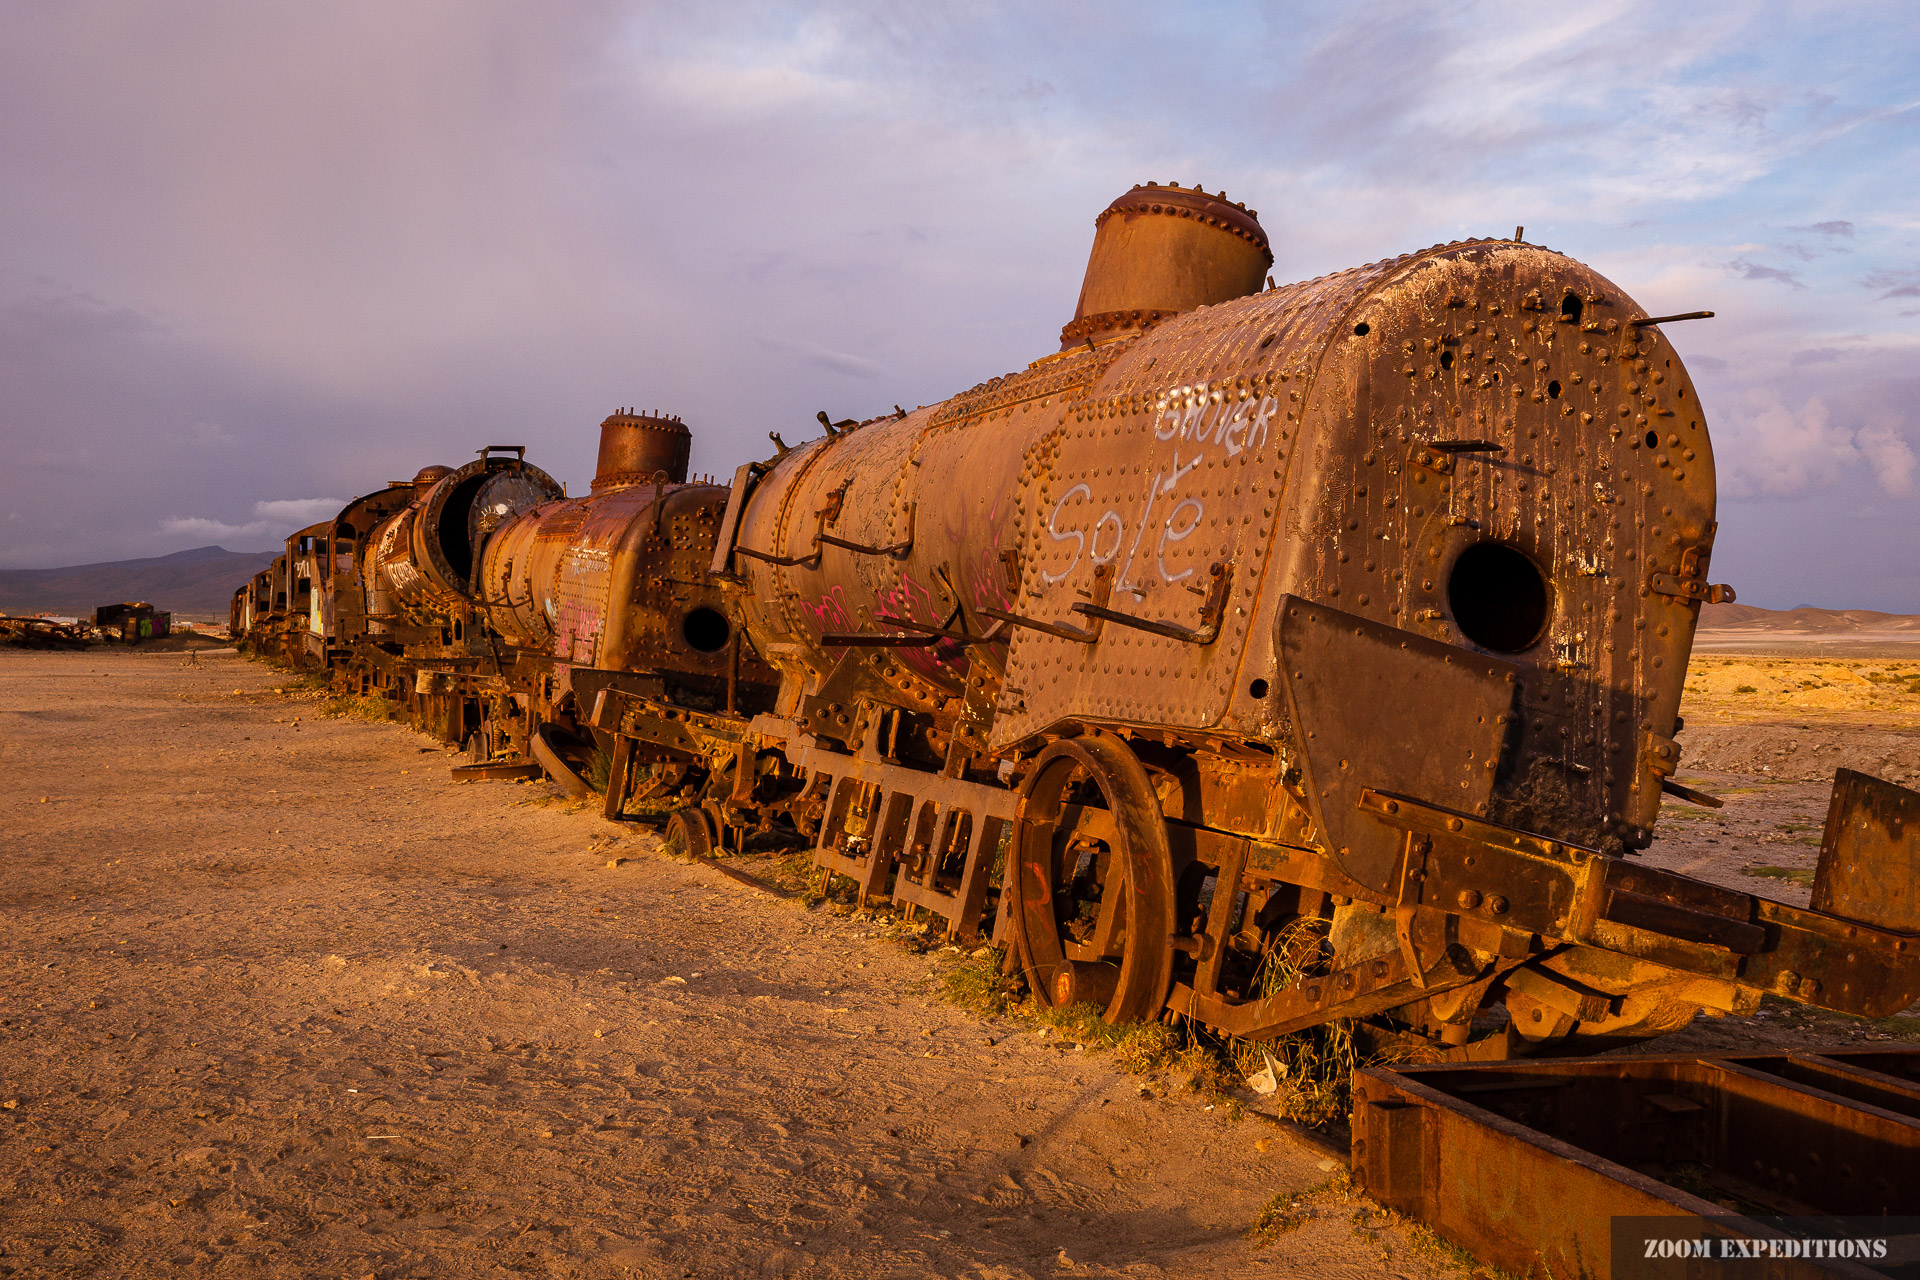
[94, 601, 170, 643]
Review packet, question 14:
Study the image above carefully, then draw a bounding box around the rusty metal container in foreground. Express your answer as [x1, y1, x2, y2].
[1354, 1049, 1920, 1278]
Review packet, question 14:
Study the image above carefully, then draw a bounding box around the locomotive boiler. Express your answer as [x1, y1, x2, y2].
[695, 181, 1919, 1056]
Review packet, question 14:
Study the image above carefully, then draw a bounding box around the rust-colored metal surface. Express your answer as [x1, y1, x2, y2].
[1814, 768, 1920, 933]
[1063, 181, 1271, 349]
[232, 186, 1920, 1090]
[1275, 596, 1517, 891]
[591, 409, 691, 491]
[0, 616, 90, 649]
[1353, 1049, 1920, 1279]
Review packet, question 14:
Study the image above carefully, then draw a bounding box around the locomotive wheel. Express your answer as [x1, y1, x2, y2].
[666, 807, 716, 858]
[701, 800, 732, 854]
[1008, 733, 1175, 1025]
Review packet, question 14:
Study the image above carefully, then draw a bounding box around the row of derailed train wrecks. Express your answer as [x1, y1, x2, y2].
[231, 181, 1920, 1075]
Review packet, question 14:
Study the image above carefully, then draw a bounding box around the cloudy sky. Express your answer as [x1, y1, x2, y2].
[2, 2, 1916, 608]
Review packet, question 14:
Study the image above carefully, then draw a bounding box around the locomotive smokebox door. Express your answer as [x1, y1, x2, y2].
[1275, 596, 1518, 891]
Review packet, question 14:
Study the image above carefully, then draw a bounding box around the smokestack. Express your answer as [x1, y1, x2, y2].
[1061, 182, 1272, 350]
[592, 410, 691, 491]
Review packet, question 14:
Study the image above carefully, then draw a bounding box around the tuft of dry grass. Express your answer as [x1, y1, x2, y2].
[320, 692, 402, 723]
[1745, 863, 1814, 886]
[934, 946, 1376, 1128]
[1246, 1173, 1349, 1246]
[584, 748, 612, 795]
[939, 945, 1020, 1018]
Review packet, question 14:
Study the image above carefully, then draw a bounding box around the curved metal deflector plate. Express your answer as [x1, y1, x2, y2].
[1274, 595, 1518, 893]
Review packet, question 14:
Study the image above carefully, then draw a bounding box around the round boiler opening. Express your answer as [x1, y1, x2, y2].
[1447, 542, 1550, 653]
[681, 607, 731, 653]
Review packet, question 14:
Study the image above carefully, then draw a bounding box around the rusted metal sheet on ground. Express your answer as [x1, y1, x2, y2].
[1354, 1050, 1920, 1279]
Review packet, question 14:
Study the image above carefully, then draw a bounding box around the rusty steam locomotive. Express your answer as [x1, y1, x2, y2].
[234, 182, 1920, 1061]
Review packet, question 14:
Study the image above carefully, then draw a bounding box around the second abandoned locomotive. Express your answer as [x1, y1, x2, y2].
[235, 182, 1920, 1060]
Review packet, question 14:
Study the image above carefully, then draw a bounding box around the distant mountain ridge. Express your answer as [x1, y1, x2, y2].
[1699, 602, 1920, 633]
[0, 546, 277, 620]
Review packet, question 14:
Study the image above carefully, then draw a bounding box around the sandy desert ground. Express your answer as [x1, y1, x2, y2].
[1629, 638, 1920, 1051]
[0, 648, 1462, 1280]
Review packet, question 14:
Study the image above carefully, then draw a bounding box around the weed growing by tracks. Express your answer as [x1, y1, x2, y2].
[936, 945, 1377, 1129]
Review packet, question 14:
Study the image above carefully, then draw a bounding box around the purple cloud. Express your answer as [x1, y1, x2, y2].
[1789, 220, 1855, 237]
[1727, 259, 1808, 289]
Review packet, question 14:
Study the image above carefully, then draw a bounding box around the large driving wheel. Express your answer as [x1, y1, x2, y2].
[1008, 733, 1175, 1025]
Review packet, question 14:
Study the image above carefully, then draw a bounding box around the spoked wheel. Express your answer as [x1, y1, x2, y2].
[666, 807, 716, 858]
[1008, 733, 1175, 1025]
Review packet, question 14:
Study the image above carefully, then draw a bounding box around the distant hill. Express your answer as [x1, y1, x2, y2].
[0, 546, 276, 621]
[1699, 602, 1920, 633]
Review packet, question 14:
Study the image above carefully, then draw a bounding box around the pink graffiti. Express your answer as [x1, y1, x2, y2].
[799, 585, 856, 636]
[877, 571, 938, 625]
[878, 571, 967, 681]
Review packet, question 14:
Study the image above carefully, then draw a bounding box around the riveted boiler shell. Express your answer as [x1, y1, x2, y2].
[367, 505, 461, 626]
[730, 347, 1118, 715]
[325, 486, 416, 645]
[362, 457, 563, 628]
[474, 503, 554, 648]
[482, 482, 771, 683]
[988, 240, 1714, 850]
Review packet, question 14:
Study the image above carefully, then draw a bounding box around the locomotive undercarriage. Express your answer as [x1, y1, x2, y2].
[301, 554, 1917, 1067]
[254, 600, 1920, 1065]
[580, 675, 1920, 1065]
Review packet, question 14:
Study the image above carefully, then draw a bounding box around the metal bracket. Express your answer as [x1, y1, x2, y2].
[873, 612, 1008, 647]
[1661, 777, 1724, 809]
[1630, 311, 1714, 327]
[1641, 729, 1681, 784]
[735, 502, 916, 568]
[1395, 834, 1435, 989]
[1647, 570, 1735, 604]
[816, 630, 941, 648]
[979, 564, 1113, 643]
[817, 503, 916, 559]
[1071, 561, 1234, 645]
[733, 541, 822, 569]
